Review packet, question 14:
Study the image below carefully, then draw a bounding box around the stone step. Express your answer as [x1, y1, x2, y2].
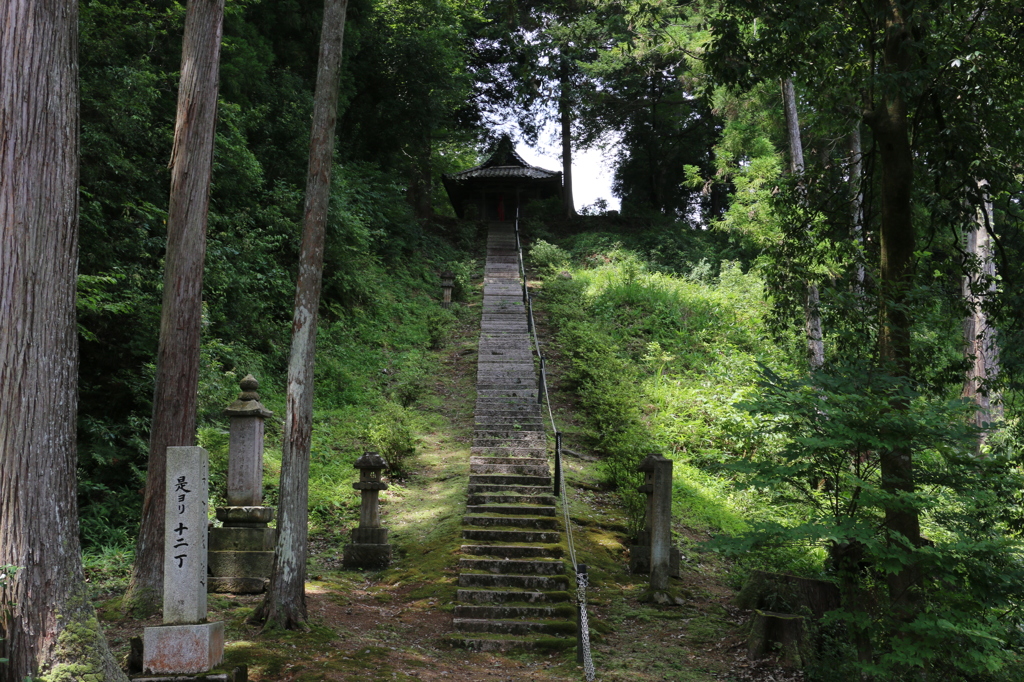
[476, 376, 537, 385]
[479, 333, 531, 341]
[468, 463, 549, 477]
[450, 637, 574, 653]
[466, 504, 556, 517]
[460, 557, 565, 575]
[471, 446, 546, 457]
[463, 515, 558, 530]
[480, 325, 528, 332]
[474, 398, 539, 406]
[474, 389, 539, 399]
[457, 588, 570, 604]
[469, 473, 551, 487]
[474, 413, 543, 421]
[470, 456, 547, 466]
[454, 618, 575, 637]
[467, 483, 553, 495]
[476, 373, 537, 382]
[473, 410, 544, 420]
[476, 363, 535, 371]
[467, 494, 556, 506]
[473, 430, 545, 441]
[460, 544, 563, 559]
[475, 372, 536, 380]
[474, 397, 539, 406]
[458, 573, 569, 590]
[475, 418, 544, 428]
[454, 604, 574, 620]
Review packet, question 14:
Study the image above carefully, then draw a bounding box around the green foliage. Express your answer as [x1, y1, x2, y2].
[365, 402, 418, 476]
[541, 239, 779, 538]
[529, 239, 570, 271]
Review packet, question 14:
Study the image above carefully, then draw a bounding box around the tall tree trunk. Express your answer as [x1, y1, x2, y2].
[0, 4, 127, 680]
[865, 0, 921, 616]
[559, 52, 576, 218]
[962, 179, 1000, 432]
[124, 0, 225, 616]
[850, 125, 866, 288]
[251, 0, 348, 630]
[782, 77, 824, 370]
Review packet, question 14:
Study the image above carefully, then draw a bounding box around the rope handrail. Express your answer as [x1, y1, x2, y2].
[512, 211, 595, 682]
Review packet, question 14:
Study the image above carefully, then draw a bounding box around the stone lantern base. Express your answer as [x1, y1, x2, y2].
[208, 506, 276, 593]
[343, 527, 392, 569]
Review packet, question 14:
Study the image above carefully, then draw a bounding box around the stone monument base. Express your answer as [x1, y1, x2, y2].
[142, 622, 225, 675]
[208, 507, 276, 594]
[628, 546, 681, 578]
[130, 667, 246, 682]
[208, 577, 269, 594]
[343, 543, 392, 569]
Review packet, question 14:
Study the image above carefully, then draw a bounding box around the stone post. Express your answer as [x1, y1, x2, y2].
[441, 270, 455, 309]
[208, 375, 276, 594]
[142, 446, 225, 675]
[343, 452, 392, 568]
[642, 454, 673, 590]
[630, 454, 682, 589]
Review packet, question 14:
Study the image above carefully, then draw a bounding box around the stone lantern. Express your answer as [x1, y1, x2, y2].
[440, 270, 455, 309]
[343, 452, 392, 569]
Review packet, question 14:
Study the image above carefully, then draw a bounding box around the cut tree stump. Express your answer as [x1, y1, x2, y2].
[747, 610, 809, 669]
[736, 570, 841, 668]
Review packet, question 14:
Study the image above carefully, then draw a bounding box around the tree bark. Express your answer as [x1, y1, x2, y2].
[251, 0, 348, 630]
[124, 0, 225, 616]
[850, 125, 866, 288]
[962, 179, 1000, 432]
[559, 52, 576, 218]
[865, 0, 921, 614]
[781, 77, 824, 370]
[0, 4, 127, 679]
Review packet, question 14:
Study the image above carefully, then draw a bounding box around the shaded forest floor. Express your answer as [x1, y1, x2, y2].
[91, 268, 801, 682]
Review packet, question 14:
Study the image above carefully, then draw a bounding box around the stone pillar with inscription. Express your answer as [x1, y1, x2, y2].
[142, 446, 226, 675]
[343, 452, 392, 569]
[208, 375, 277, 593]
[629, 453, 681, 584]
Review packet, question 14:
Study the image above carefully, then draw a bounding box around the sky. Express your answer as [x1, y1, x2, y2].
[516, 142, 621, 213]
[496, 119, 622, 213]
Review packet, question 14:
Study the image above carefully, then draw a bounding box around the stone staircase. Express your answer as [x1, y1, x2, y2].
[453, 221, 576, 651]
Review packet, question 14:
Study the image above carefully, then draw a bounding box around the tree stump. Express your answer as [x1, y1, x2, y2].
[747, 610, 810, 669]
[736, 570, 841, 667]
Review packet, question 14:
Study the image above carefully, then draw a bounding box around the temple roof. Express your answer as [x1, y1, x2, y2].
[441, 134, 562, 219]
[444, 134, 560, 182]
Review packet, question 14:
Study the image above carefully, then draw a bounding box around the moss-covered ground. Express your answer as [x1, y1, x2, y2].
[88, 264, 800, 682]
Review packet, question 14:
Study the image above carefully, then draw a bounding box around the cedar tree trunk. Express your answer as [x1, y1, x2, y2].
[559, 53, 575, 218]
[251, 0, 348, 630]
[781, 77, 824, 370]
[0, 3, 128, 679]
[850, 125, 866, 287]
[865, 0, 922, 614]
[124, 0, 225, 616]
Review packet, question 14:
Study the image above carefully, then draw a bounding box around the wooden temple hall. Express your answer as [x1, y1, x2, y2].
[442, 134, 563, 221]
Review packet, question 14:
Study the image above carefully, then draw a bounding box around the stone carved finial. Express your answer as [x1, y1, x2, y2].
[225, 373, 272, 418]
[238, 374, 260, 400]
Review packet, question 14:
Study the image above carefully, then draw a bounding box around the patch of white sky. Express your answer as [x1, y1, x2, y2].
[492, 118, 622, 213]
